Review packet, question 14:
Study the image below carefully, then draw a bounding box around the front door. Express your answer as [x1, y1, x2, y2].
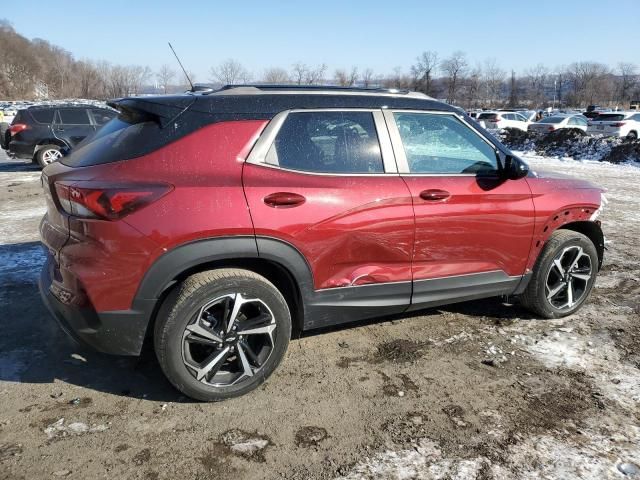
[243, 109, 415, 327]
[384, 110, 535, 308]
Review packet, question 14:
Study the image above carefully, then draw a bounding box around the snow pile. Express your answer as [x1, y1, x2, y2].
[499, 128, 640, 164]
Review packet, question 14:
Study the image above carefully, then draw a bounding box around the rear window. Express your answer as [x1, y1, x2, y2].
[61, 108, 209, 167]
[595, 114, 625, 122]
[539, 117, 565, 124]
[477, 113, 497, 121]
[29, 109, 56, 124]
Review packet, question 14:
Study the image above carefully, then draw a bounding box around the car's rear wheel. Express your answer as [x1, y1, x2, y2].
[520, 230, 598, 319]
[36, 145, 62, 168]
[154, 268, 291, 401]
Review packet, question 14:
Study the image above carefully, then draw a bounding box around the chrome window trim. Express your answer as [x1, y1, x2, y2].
[383, 109, 500, 176]
[245, 108, 399, 175]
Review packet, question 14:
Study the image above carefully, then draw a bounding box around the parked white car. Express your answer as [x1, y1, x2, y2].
[587, 112, 640, 139]
[476, 111, 530, 131]
[528, 114, 588, 134]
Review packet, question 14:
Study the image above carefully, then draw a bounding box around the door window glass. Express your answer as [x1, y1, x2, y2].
[91, 109, 116, 126]
[267, 111, 384, 173]
[58, 108, 91, 125]
[394, 112, 498, 174]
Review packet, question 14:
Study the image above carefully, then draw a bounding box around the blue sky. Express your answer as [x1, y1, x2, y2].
[8, 0, 640, 81]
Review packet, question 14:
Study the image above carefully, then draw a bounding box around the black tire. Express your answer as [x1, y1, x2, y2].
[0, 123, 8, 149]
[154, 268, 291, 401]
[520, 230, 598, 319]
[627, 131, 638, 140]
[35, 144, 63, 168]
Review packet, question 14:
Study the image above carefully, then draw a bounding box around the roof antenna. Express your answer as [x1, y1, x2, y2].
[168, 42, 194, 91]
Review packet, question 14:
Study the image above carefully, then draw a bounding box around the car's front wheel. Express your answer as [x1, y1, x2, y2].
[154, 268, 291, 401]
[520, 230, 598, 319]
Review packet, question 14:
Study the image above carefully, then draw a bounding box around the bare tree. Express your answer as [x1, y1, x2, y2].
[441, 51, 467, 104]
[483, 58, 505, 107]
[263, 67, 290, 84]
[565, 61, 612, 106]
[411, 51, 438, 95]
[361, 68, 375, 87]
[305, 63, 327, 85]
[464, 65, 482, 108]
[291, 62, 308, 85]
[524, 64, 549, 107]
[156, 64, 175, 93]
[210, 59, 252, 85]
[617, 62, 637, 105]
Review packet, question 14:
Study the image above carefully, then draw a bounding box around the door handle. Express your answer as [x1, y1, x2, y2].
[419, 189, 450, 201]
[263, 192, 306, 208]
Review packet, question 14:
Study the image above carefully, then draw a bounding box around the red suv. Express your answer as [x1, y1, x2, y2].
[39, 86, 605, 401]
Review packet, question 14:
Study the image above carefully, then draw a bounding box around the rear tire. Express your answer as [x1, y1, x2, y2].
[35, 144, 62, 168]
[154, 268, 291, 401]
[520, 230, 598, 319]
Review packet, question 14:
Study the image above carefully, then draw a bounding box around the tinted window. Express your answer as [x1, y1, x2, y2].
[514, 113, 527, 122]
[539, 116, 564, 124]
[477, 113, 497, 121]
[595, 114, 625, 122]
[91, 109, 116, 126]
[29, 109, 55, 124]
[58, 108, 91, 125]
[267, 111, 384, 174]
[394, 112, 498, 174]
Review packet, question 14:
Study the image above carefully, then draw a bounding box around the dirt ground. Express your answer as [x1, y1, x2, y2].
[0, 150, 638, 480]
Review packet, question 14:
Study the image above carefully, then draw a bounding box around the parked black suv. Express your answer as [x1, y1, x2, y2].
[2, 105, 116, 167]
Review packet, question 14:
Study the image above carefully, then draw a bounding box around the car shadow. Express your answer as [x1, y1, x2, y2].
[0, 157, 40, 172]
[0, 240, 183, 403]
[0, 240, 540, 402]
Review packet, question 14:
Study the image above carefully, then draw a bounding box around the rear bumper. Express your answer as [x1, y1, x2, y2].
[8, 140, 35, 159]
[39, 255, 154, 356]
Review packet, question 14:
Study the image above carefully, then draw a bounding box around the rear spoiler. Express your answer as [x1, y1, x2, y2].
[107, 97, 196, 129]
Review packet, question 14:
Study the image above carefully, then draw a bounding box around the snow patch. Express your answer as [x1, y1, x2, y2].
[44, 418, 109, 439]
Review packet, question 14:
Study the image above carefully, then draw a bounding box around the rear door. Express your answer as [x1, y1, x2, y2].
[243, 109, 415, 324]
[384, 110, 535, 308]
[54, 108, 95, 147]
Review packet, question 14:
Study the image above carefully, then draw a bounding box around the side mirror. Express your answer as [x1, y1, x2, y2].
[502, 153, 529, 180]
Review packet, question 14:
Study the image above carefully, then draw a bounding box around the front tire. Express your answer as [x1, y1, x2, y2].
[520, 230, 598, 319]
[154, 268, 291, 401]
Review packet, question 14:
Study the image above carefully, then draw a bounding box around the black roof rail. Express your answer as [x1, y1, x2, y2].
[214, 84, 411, 95]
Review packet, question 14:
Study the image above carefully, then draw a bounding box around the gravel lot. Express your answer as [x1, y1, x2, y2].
[0, 149, 638, 479]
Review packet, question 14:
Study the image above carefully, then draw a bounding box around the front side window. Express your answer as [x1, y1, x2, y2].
[394, 112, 498, 175]
[266, 111, 384, 174]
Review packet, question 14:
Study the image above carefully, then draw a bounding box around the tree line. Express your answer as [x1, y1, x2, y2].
[1, 20, 638, 109]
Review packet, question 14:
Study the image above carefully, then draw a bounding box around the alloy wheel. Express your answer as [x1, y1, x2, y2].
[181, 293, 277, 387]
[545, 245, 592, 310]
[41, 148, 62, 164]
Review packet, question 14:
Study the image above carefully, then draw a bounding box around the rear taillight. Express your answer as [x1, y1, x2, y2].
[54, 182, 172, 220]
[8, 123, 29, 136]
[548, 126, 555, 132]
[611, 122, 626, 128]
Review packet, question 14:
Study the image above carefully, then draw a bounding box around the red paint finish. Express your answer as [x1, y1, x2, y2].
[402, 175, 535, 279]
[242, 163, 415, 289]
[40, 121, 266, 312]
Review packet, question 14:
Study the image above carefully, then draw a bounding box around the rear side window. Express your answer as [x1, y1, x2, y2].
[266, 111, 384, 174]
[30, 109, 55, 124]
[91, 109, 116, 126]
[58, 109, 91, 125]
[394, 112, 498, 175]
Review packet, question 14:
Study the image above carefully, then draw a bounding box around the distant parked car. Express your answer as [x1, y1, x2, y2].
[477, 111, 530, 131]
[528, 115, 588, 134]
[4, 104, 116, 167]
[586, 112, 640, 139]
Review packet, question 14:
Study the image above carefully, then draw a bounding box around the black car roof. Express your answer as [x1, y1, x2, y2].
[111, 85, 458, 119]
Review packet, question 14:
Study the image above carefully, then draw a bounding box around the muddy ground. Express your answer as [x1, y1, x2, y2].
[0, 150, 638, 479]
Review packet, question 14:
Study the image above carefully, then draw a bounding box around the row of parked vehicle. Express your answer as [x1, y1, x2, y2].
[469, 108, 640, 140]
